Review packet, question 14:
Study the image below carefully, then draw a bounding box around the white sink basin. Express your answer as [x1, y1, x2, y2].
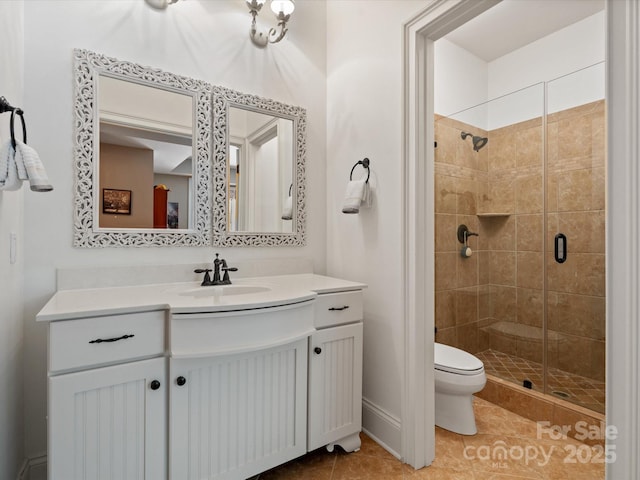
[178, 285, 272, 298]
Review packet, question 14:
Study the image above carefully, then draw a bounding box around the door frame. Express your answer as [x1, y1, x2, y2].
[402, 0, 640, 477]
[401, 0, 499, 468]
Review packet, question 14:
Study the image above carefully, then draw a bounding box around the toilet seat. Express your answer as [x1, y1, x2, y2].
[435, 343, 484, 376]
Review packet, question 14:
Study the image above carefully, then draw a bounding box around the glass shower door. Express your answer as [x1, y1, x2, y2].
[545, 63, 606, 413]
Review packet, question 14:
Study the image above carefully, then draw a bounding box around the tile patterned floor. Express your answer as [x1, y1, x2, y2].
[253, 397, 605, 479]
[476, 349, 605, 414]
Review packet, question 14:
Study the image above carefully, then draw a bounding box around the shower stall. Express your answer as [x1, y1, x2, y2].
[434, 62, 605, 415]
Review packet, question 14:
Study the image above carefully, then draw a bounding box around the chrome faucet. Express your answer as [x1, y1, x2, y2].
[194, 253, 238, 286]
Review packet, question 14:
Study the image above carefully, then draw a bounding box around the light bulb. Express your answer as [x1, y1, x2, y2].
[270, 0, 294, 16]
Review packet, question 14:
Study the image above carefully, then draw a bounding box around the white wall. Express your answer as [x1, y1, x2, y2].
[0, 2, 25, 478]
[434, 11, 605, 130]
[326, 0, 426, 455]
[22, 0, 326, 459]
[433, 38, 488, 124]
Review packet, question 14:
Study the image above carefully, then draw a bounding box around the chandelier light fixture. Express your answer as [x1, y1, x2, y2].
[246, 0, 295, 47]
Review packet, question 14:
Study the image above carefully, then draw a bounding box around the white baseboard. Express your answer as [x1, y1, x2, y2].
[362, 397, 402, 459]
[17, 454, 46, 480]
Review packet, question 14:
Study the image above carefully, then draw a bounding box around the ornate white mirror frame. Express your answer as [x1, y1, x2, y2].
[72, 49, 212, 247]
[212, 86, 306, 246]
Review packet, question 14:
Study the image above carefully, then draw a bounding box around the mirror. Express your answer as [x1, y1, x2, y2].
[213, 86, 306, 246]
[73, 49, 212, 247]
[228, 107, 294, 233]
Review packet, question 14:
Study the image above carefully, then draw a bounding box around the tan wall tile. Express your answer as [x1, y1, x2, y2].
[516, 214, 543, 252]
[457, 251, 478, 288]
[435, 326, 456, 346]
[557, 167, 605, 212]
[491, 285, 517, 322]
[485, 177, 515, 214]
[456, 287, 479, 326]
[547, 253, 605, 296]
[490, 251, 516, 286]
[435, 290, 456, 329]
[487, 132, 516, 171]
[516, 287, 544, 328]
[547, 292, 605, 341]
[516, 173, 543, 214]
[516, 252, 543, 289]
[558, 113, 593, 160]
[435, 174, 457, 214]
[456, 177, 478, 215]
[456, 322, 479, 353]
[434, 121, 458, 166]
[478, 251, 491, 285]
[435, 253, 457, 291]
[478, 286, 492, 320]
[482, 216, 516, 251]
[516, 126, 543, 167]
[556, 334, 593, 377]
[435, 214, 457, 252]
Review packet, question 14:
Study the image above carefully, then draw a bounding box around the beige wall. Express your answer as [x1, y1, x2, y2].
[99, 143, 154, 228]
[434, 100, 605, 385]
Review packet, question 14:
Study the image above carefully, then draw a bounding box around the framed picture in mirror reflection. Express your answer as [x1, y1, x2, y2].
[102, 188, 132, 215]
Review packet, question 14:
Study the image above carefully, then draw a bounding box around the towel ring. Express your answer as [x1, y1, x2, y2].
[0, 96, 27, 150]
[10, 109, 27, 150]
[349, 158, 370, 183]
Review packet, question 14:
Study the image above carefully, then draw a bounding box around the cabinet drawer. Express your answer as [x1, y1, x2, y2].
[314, 290, 363, 328]
[49, 310, 165, 372]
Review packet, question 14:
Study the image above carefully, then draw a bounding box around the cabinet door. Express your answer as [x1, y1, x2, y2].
[308, 322, 363, 451]
[170, 338, 308, 480]
[49, 357, 166, 480]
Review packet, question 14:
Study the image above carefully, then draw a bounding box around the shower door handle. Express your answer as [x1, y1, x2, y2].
[554, 233, 567, 263]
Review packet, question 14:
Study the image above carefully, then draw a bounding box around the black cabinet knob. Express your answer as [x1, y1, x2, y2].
[176, 376, 187, 386]
[314, 347, 322, 355]
[150, 380, 161, 390]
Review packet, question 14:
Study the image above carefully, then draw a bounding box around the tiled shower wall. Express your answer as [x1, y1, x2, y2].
[434, 99, 605, 385]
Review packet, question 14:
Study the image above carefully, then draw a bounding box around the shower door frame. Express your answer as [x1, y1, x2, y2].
[402, 0, 639, 478]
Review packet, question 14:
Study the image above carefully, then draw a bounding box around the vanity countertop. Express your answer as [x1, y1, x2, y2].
[37, 273, 367, 322]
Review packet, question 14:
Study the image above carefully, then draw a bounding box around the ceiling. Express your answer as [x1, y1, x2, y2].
[445, 0, 605, 62]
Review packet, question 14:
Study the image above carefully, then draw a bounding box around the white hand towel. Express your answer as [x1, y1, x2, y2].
[14, 140, 53, 192]
[0, 140, 22, 191]
[282, 195, 293, 220]
[342, 179, 366, 214]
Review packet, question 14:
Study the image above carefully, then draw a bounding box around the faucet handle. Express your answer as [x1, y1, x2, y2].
[221, 266, 238, 284]
[194, 268, 213, 286]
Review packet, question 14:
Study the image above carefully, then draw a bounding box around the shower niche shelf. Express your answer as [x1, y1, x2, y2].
[476, 212, 511, 218]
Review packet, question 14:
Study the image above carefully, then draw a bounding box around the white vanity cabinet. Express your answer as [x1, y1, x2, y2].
[41, 274, 366, 480]
[169, 339, 308, 480]
[308, 290, 364, 452]
[168, 302, 314, 480]
[47, 310, 167, 480]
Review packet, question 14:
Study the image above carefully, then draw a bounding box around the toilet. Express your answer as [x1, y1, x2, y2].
[434, 342, 486, 435]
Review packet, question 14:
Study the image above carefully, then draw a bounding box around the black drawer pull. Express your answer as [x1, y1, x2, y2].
[150, 380, 161, 390]
[176, 376, 187, 386]
[328, 306, 350, 311]
[89, 334, 135, 344]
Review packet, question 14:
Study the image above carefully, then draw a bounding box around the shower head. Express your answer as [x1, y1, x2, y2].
[461, 131, 489, 152]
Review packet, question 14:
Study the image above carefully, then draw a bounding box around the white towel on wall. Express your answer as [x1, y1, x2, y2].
[342, 179, 371, 214]
[0, 140, 22, 190]
[0, 140, 53, 192]
[16, 140, 53, 192]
